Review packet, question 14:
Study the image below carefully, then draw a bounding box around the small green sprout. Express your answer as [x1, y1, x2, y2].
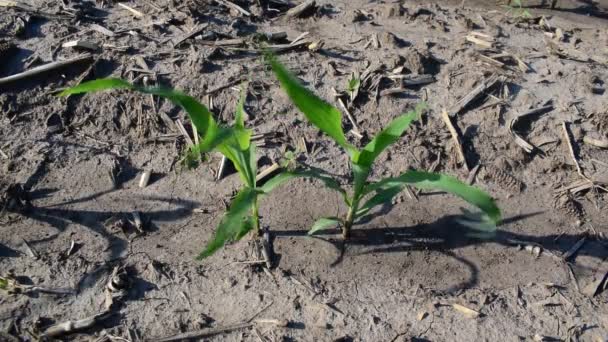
[266, 54, 501, 238]
[346, 72, 361, 102]
[59, 79, 296, 259]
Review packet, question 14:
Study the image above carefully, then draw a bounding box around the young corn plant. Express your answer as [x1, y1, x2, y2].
[504, 0, 532, 19]
[59, 79, 294, 259]
[265, 55, 501, 238]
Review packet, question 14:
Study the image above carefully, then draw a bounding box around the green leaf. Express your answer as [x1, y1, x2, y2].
[234, 86, 247, 130]
[352, 163, 371, 202]
[356, 185, 403, 218]
[347, 76, 360, 93]
[59, 78, 227, 155]
[366, 171, 501, 225]
[217, 142, 256, 187]
[355, 103, 426, 168]
[308, 217, 342, 235]
[58, 78, 133, 96]
[260, 169, 349, 205]
[197, 187, 260, 259]
[137, 87, 219, 148]
[267, 54, 358, 157]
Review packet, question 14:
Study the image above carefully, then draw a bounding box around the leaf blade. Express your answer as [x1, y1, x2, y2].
[267, 54, 357, 155]
[308, 217, 342, 235]
[59, 78, 227, 154]
[260, 169, 349, 205]
[356, 103, 426, 167]
[356, 185, 403, 217]
[197, 187, 259, 259]
[367, 171, 501, 225]
[58, 78, 133, 96]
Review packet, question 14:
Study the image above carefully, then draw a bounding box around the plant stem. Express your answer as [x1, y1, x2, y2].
[252, 196, 261, 236]
[343, 205, 355, 239]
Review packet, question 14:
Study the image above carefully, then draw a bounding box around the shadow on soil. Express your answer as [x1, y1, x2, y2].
[523, 0, 608, 19]
[273, 212, 606, 292]
[19, 189, 199, 262]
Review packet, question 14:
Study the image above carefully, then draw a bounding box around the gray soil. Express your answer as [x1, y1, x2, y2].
[1, 0, 608, 341]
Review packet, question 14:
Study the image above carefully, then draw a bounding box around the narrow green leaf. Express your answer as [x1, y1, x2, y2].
[267, 54, 357, 156]
[308, 217, 342, 235]
[217, 141, 255, 187]
[260, 169, 349, 205]
[59, 78, 227, 154]
[58, 78, 133, 96]
[356, 185, 403, 218]
[234, 87, 247, 130]
[138, 87, 218, 145]
[352, 163, 371, 202]
[366, 170, 501, 225]
[355, 103, 426, 168]
[197, 188, 260, 259]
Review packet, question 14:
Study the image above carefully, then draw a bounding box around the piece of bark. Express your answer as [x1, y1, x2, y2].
[286, 0, 316, 18]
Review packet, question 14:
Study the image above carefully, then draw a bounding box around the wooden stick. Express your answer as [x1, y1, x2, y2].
[260, 227, 273, 269]
[388, 74, 436, 87]
[0, 54, 93, 86]
[175, 119, 194, 147]
[150, 322, 253, 342]
[337, 98, 362, 137]
[441, 110, 469, 171]
[118, 3, 144, 17]
[561, 122, 586, 179]
[256, 163, 280, 183]
[562, 237, 586, 261]
[172, 23, 209, 47]
[216, 156, 227, 181]
[465, 35, 493, 48]
[448, 74, 502, 117]
[41, 311, 112, 338]
[466, 164, 481, 185]
[509, 105, 554, 153]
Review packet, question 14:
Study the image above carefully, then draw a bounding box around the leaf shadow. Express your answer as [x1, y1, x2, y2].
[273, 211, 607, 291]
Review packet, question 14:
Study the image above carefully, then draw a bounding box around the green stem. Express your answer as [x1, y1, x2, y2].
[343, 203, 356, 239]
[252, 196, 261, 236]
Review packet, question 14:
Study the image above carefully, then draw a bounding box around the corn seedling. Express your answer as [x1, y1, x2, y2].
[346, 72, 361, 102]
[504, 0, 532, 19]
[266, 55, 501, 238]
[59, 79, 297, 259]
